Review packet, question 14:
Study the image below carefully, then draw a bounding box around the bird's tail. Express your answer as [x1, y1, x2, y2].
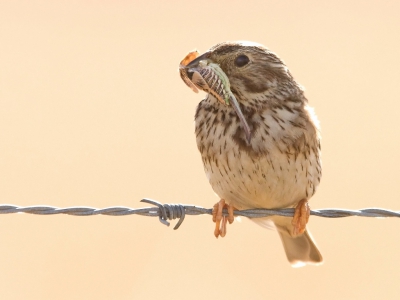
[278, 229, 323, 267]
[251, 216, 323, 267]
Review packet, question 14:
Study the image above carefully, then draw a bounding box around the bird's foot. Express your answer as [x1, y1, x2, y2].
[291, 199, 310, 236]
[212, 199, 235, 238]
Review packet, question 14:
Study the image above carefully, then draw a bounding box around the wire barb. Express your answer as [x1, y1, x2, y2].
[0, 202, 399, 230]
[140, 198, 186, 230]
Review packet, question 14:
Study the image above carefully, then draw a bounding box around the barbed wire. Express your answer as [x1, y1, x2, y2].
[0, 198, 399, 230]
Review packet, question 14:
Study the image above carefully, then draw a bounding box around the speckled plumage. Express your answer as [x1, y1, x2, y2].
[187, 41, 322, 266]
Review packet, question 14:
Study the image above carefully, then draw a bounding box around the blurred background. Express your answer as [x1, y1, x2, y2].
[1, 1, 400, 299]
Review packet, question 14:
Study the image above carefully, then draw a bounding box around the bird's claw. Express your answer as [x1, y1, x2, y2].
[292, 199, 310, 236]
[212, 199, 234, 238]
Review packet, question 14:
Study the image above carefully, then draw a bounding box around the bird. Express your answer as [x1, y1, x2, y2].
[179, 41, 323, 267]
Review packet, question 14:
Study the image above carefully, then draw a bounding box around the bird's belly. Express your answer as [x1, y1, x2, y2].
[203, 147, 317, 210]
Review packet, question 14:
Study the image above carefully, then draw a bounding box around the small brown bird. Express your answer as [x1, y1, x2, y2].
[179, 41, 323, 266]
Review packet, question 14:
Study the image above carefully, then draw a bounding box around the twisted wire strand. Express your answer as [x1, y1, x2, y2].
[0, 198, 399, 230]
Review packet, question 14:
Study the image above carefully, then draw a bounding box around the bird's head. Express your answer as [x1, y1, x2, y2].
[179, 41, 305, 144]
[181, 41, 300, 110]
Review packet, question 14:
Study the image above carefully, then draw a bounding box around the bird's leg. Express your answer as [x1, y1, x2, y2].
[212, 199, 235, 238]
[291, 199, 310, 236]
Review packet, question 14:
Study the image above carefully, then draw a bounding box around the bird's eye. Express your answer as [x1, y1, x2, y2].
[234, 55, 250, 67]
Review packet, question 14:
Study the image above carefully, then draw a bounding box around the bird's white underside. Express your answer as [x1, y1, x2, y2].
[198, 95, 320, 209]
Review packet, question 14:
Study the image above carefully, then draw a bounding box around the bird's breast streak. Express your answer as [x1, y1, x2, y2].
[197, 107, 319, 210]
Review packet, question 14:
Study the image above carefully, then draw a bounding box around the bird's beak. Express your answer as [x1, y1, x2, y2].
[185, 51, 211, 69]
[179, 50, 252, 144]
[184, 51, 212, 83]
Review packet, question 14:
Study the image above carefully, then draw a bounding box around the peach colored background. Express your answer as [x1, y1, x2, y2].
[1, 1, 400, 299]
